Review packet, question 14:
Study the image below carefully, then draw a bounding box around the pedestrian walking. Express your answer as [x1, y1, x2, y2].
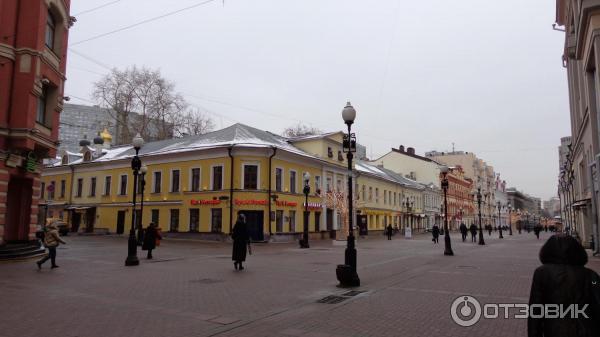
[232, 213, 250, 270]
[36, 221, 66, 269]
[386, 224, 393, 240]
[459, 223, 468, 242]
[431, 225, 440, 244]
[142, 222, 161, 259]
[469, 224, 477, 242]
[487, 225, 492, 236]
[533, 225, 541, 240]
[528, 234, 600, 337]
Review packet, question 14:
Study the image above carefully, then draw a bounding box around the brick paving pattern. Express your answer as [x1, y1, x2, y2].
[1, 231, 598, 337]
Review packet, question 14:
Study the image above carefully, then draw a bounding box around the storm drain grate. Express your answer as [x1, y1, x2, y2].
[341, 290, 366, 297]
[190, 278, 224, 285]
[317, 295, 348, 304]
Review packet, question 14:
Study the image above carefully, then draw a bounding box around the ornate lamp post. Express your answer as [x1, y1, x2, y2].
[497, 202, 503, 239]
[473, 187, 485, 245]
[440, 166, 454, 256]
[404, 197, 414, 232]
[137, 164, 148, 245]
[300, 172, 310, 248]
[125, 133, 144, 267]
[507, 203, 513, 235]
[336, 102, 360, 287]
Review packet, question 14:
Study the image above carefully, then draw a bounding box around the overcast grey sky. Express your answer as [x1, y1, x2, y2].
[65, 0, 569, 200]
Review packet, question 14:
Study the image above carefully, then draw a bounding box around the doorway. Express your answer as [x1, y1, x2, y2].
[326, 208, 335, 239]
[241, 211, 264, 242]
[4, 177, 33, 242]
[85, 208, 96, 233]
[71, 212, 81, 233]
[116, 211, 126, 234]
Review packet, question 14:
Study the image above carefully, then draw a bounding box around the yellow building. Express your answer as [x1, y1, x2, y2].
[41, 124, 425, 241]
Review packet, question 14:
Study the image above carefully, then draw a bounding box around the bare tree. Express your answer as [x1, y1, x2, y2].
[93, 66, 211, 144]
[176, 109, 215, 137]
[282, 123, 322, 138]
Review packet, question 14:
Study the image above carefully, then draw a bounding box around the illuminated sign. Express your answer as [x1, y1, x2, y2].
[190, 199, 222, 205]
[234, 199, 267, 206]
[276, 200, 297, 207]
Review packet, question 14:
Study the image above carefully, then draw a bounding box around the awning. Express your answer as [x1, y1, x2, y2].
[65, 206, 93, 210]
[571, 199, 590, 209]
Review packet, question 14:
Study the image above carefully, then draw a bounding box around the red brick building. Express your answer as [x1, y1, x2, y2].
[0, 0, 72, 246]
[442, 166, 474, 230]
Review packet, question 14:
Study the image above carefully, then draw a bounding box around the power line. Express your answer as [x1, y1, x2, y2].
[71, 0, 219, 46]
[73, 0, 125, 16]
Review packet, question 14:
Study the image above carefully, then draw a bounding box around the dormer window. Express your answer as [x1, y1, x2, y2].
[61, 155, 68, 165]
[337, 150, 344, 161]
[83, 151, 92, 162]
[327, 147, 333, 158]
[45, 10, 56, 49]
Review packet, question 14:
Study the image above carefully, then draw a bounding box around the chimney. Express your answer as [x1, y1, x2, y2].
[399, 145, 405, 152]
[407, 147, 415, 155]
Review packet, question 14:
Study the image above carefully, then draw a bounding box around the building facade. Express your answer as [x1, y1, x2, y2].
[556, 0, 600, 248]
[0, 0, 72, 246]
[443, 166, 475, 230]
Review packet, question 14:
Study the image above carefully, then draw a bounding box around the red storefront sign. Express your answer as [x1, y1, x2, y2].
[276, 200, 297, 207]
[234, 199, 267, 206]
[190, 199, 222, 206]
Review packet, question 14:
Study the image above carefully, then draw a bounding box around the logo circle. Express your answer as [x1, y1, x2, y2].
[450, 295, 482, 327]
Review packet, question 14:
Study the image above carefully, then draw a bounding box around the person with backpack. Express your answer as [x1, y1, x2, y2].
[36, 221, 66, 269]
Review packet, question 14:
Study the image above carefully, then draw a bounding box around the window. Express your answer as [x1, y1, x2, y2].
[369, 187, 373, 201]
[76, 178, 83, 197]
[119, 175, 127, 195]
[336, 178, 342, 192]
[289, 210, 296, 232]
[189, 209, 199, 232]
[362, 185, 366, 201]
[41, 182, 45, 199]
[104, 176, 111, 196]
[190, 168, 200, 192]
[375, 188, 379, 203]
[276, 210, 284, 233]
[384, 190, 387, 204]
[48, 181, 55, 200]
[315, 176, 321, 193]
[169, 209, 180, 232]
[212, 166, 223, 190]
[153, 171, 162, 193]
[171, 169, 180, 192]
[83, 151, 92, 162]
[36, 87, 47, 125]
[60, 180, 65, 198]
[45, 10, 56, 49]
[275, 168, 283, 192]
[289, 170, 297, 193]
[61, 156, 68, 165]
[151, 209, 159, 225]
[211, 208, 222, 233]
[90, 177, 96, 197]
[243, 164, 258, 190]
[326, 176, 332, 192]
[394, 192, 397, 206]
[315, 212, 321, 231]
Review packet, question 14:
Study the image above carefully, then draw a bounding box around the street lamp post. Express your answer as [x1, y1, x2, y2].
[336, 102, 360, 287]
[137, 164, 148, 245]
[473, 187, 485, 245]
[497, 202, 503, 239]
[300, 172, 310, 248]
[508, 203, 513, 235]
[125, 133, 144, 266]
[440, 166, 454, 256]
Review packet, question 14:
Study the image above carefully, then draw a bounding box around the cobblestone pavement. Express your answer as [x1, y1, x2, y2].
[1, 231, 599, 337]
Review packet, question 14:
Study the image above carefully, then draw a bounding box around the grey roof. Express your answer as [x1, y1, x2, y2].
[355, 161, 424, 190]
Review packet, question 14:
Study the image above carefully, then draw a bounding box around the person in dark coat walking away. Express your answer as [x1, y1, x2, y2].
[469, 224, 478, 242]
[487, 224, 492, 236]
[431, 225, 440, 244]
[533, 225, 542, 240]
[232, 213, 250, 270]
[528, 234, 600, 337]
[459, 223, 468, 242]
[142, 222, 161, 259]
[36, 222, 66, 269]
[386, 224, 393, 240]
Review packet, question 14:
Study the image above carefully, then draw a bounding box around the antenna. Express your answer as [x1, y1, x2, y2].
[452, 142, 455, 153]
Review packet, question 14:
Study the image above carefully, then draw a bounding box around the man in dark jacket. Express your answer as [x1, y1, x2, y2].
[469, 224, 478, 242]
[459, 223, 468, 242]
[528, 234, 600, 337]
[142, 222, 161, 259]
[533, 225, 542, 240]
[232, 214, 250, 270]
[431, 225, 440, 244]
[386, 224, 393, 240]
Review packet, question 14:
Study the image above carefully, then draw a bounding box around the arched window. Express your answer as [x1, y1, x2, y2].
[83, 151, 91, 162]
[61, 155, 68, 165]
[45, 10, 56, 49]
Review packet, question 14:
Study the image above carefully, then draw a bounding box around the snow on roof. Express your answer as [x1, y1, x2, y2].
[287, 131, 343, 142]
[355, 161, 424, 190]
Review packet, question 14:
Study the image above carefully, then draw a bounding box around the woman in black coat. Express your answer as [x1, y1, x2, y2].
[232, 214, 250, 270]
[142, 222, 160, 259]
[528, 234, 600, 337]
[431, 225, 440, 244]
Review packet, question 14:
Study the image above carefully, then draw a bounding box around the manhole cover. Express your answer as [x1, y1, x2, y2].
[456, 265, 478, 270]
[317, 295, 348, 304]
[342, 290, 366, 297]
[190, 278, 224, 284]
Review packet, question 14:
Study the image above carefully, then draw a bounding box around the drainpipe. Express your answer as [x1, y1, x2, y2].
[268, 147, 277, 237]
[228, 146, 234, 234]
[67, 164, 75, 230]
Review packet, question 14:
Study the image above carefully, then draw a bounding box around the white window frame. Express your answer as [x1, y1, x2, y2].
[152, 170, 162, 193]
[170, 168, 181, 193]
[189, 167, 201, 192]
[241, 162, 261, 190]
[289, 169, 297, 194]
[210, 164, 224, 191]
[275, 167, 284, 192]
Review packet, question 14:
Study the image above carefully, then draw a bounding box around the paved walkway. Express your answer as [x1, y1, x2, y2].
[1, 231, 598, 337]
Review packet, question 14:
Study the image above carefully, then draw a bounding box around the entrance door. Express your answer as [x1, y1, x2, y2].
[72, 212, 82, 233]
[85, 208, 96, 233]
[4, 177, 33, 242]
[242, 211, 264, 242]
[326, 209, 335, 239]
[116, 211, 126, 234]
